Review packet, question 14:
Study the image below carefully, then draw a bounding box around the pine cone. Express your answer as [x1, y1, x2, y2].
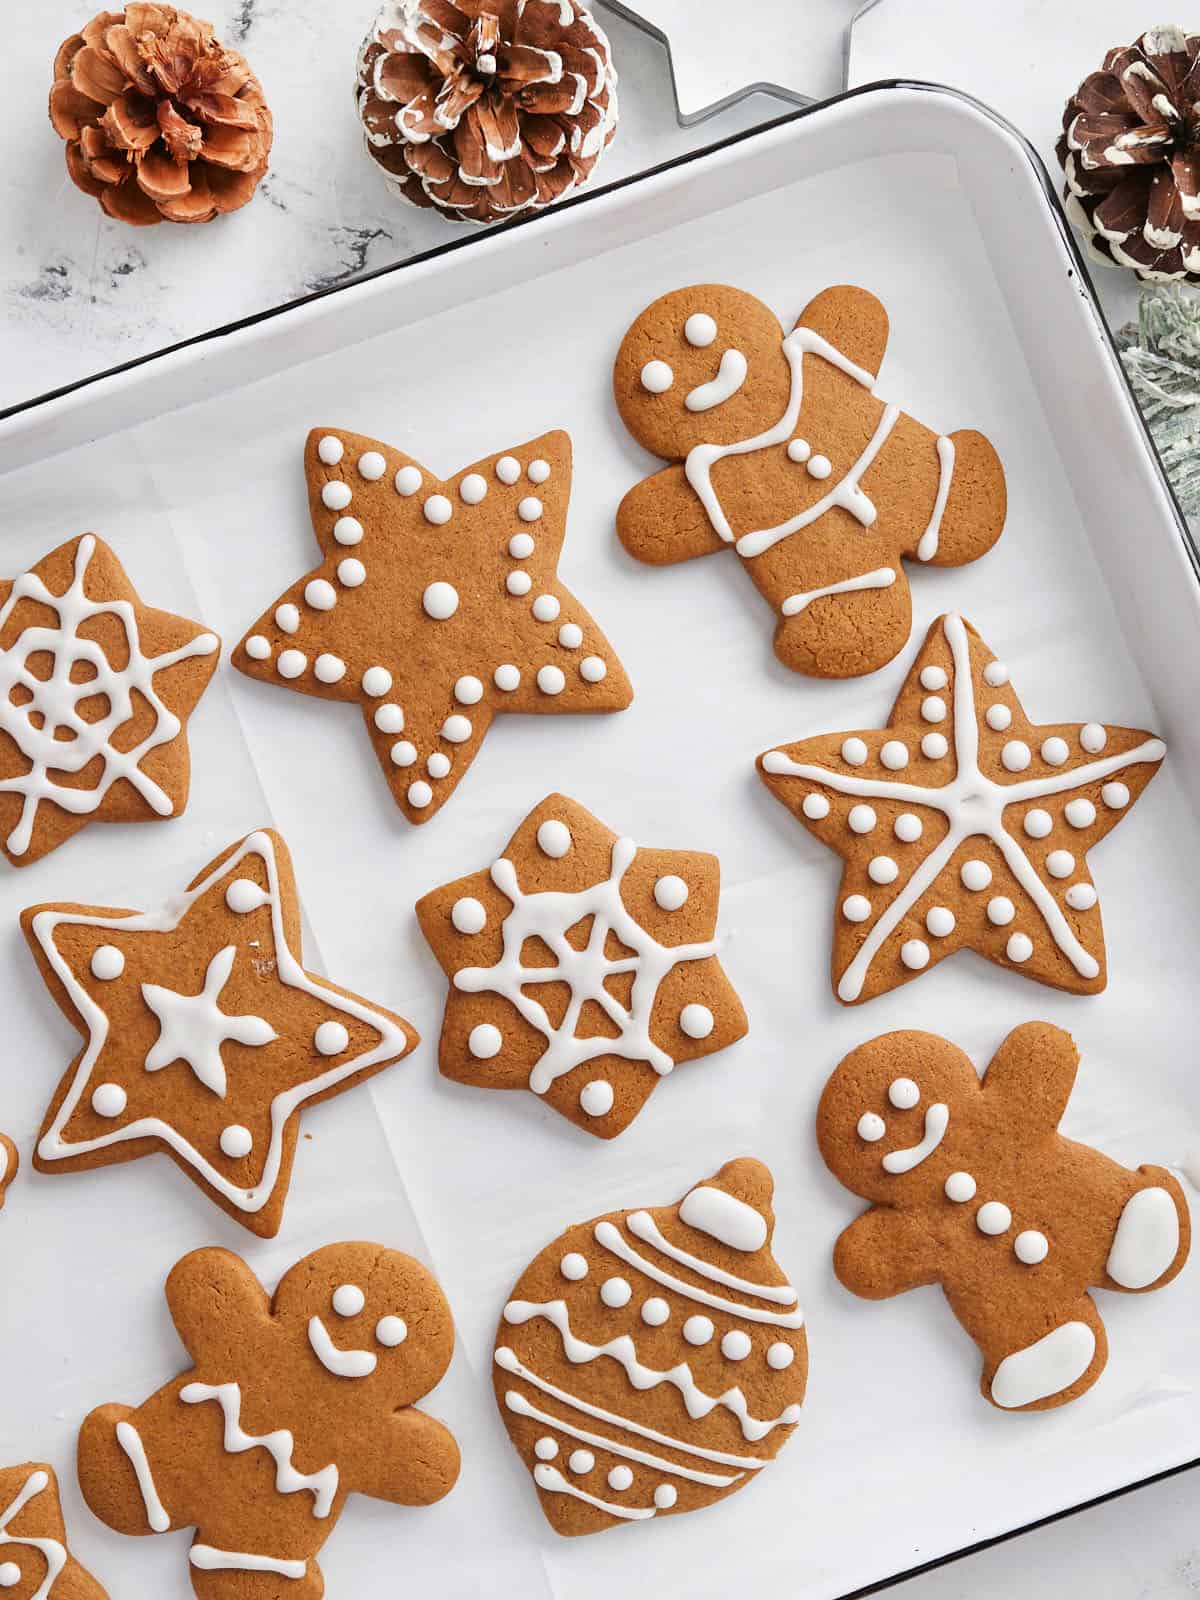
[48, 5, 272, 227]
[1058, 24, 1200, 282]
[356, 0, 618, 225]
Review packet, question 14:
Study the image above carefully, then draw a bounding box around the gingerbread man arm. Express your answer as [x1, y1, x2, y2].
[980, 1022, 1079, 1135]
[616, 464, 728, 565]
[833, 1207, 939, 1300]
[794, 286, 890, 382]
[343, 1408, 461, 1508]
[165, 1247, 270, 1365]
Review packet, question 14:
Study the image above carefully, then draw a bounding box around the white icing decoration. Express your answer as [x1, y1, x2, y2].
[803, 794, 830, 820]
[442, 715, 471, 743]
[916, 435, 957, 561]
[454, 675, 483, 705]
[868, 856, 898, 884]
[559, 622, 583, 648]
[180, 1384, 338, 1516]
[843, 895, 871, 923]
[1002, 740, 1031, 772]
[317, 436, 343, 465]
[600, 1276, 632, 1308]
[894, 813, 922, 842]
[357, 451, 385, 480]
[1023, 809, 1052, 839]
[142, 946, 277, 1097]
[882, 1103, 948, 1171]
[842, 737, 868, 765]
[679, 1003, 714, 1039]
[496, 456, 521, 484]
[1103, 782, 1130, 809]
[376, 1315, 406, 1346]
[986, 704, 1011, 731]
[1081, 723, 1107, 753]
[1007, 932, 1033, 962]
[535, 1437, 558, 1461]
[655, 1484, 677, 1508]
[987, 896, 1015, 925]
[888, 1077, 919, 1110]
[900, 939, 929, 970]
[806, 454, 832, 479]
[600, 1218, 805, 1326]
[976, 1200, 1012, 1235]
[922, 732, 948, 759]
[721, 1330, 752, 1361]
[787, 438, 811, 463]
[275, 603, 299, 634]
[314, 1020, 349, 1056]
[1014, 1230, 1049, 1265]
[1065, 798, 1096, 828]
[518, 497, 543, 522]
[390, 741, 416, 767]
[321, 481, 351, 511]
[537, 819, 571, 857]
[91, 944, 125, 980]
[1066, 883, 1098, 910]
[607, 1464, 633, 1491]
[219, 1125, 252, 1159]
[528, 459, 551, 484]
[984, 661, 1009, 686]
[857, 1111, 885, 1141]
[922, 696, 947, 723]
[560, 1253, 588, 1281]
[423, 494, 453, 525]
[0, 1470, 66, 1599]
[990, 1322, 1096, 1409]
[641, 1298, 669, 1326]
[780, 567, 895, 618]
[640, 360, 674, 394]
[532, 595, 560, 622]
[1106, 1186, 1179, 1288]
[926, 906, 955, 937]
[374, 704, 404, 734]
[653, 875, 689, 910]
[580, 1079, 614, 1117]
[961, 860, 991, 890]
[116, 1419, 171, 1531]
[394, 465, 422, 496]
[333, 517, 363, 546]
[507, 571, 532, 596]
[767, 1342, 794, 1370]
[460, 474, 487, 504]
[921, 666, 948, 691]
[944, 1170, 976, 1202]
[537, 665, 566, 695]
[426, 752, 450, 779]
[190, 1547, 307, 1579]
[1042, 737, 1069, 766]
[277, 649, 306, 680]
[452, 897, 487, 935]
[422, 581, 458, 619]
[305, 578, 336, 611]
[362, 666, 392, 696]
[685, 349, 748, 412]
[245, 635, 271, 660]
[850, 801, 877, 832]
[332, 1284, 364, 1317]
[468, 1023, 502, 1059]
[308, 1315, 377, 1378]
[92, 1082, 127, 1117]
[679, 1185, 767, 1252]
[1046, 850, 1075, 879]
[336, 558, 365, 587]
[881, 741, 908, 770]
[569, 1450, 594, 1473]
[580, 656, 607, 682]
[532, 1462, 653, 1521]
[494, 664, 520, 691]
[314, 654, 345, 684]
[684, 312, 717, 347]
[509, 532, 534, 559]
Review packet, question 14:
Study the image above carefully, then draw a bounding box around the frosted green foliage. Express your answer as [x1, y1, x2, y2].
[1117, 285, 1200, 515]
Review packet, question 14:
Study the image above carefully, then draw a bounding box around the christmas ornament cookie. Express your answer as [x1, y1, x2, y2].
[78, 1242, 459, 1594]
[23, 829, 418, 1236]
[0, 1463, 108, 1597]
[416, 794, 747, 1137]
[0, 1134, 16, 1213]
[234, 429, 632, 826]
[819, 1025, 1191, 1411]
[356, 0, 618, 224]
[0, 535, 219, 868]
[614, 284, 1006, 678]
[493, 1158, 806, 1535]
[758, 612, 1165, 1003]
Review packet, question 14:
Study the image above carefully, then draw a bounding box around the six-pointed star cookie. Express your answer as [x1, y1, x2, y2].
[758, 613, 1166, 1003]
[233, 428, 633, 825]
[23, 828, 418, 1235]
[416, 793, 748, 1138]
[0, 534, 220, 867]
[0, 1462, 108, 1598]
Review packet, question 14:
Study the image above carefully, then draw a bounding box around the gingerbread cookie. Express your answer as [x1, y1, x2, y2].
[0, 1463, 108, 1597]
[0, 1134, 16, 1213]
[78, 1242, 459, 1595]
[416, 794, 747, 1138]
[819, 1025, 1190, 1411]
[233, 429, 632, 825]
[614, 284, 1006, 678]
[493, 1159, 806, 1535]
[0, 534, 219, 866]
[758, 612, 1165, 1002]
[23, 828, 418, 1236]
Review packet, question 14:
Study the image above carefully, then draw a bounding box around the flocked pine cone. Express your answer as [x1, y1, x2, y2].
[49, 5, 272, 227]
[356, 0, 618, 224]
[1058, 24, 1200, 282]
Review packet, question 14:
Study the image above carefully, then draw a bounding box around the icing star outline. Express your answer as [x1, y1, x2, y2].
[758, 613, 1166, 1003]
[233, 428, 633, 826]
[23, 829, 418, 1236]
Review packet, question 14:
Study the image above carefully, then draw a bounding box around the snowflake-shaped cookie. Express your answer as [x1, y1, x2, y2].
[416, 794, 748, 1137]
[0, 534, 219, 867]
[758, 614, 1166, 1003]
[234, 429, 633, 825]
[24, 829, 418, 1235]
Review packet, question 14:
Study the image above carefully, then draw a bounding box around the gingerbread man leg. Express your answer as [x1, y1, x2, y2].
[78, 1402, 182, 1537]
[1102, 1166, 1190, 1293]
[976, 1295, 1108, 1412]
[189, 1539, 325, 1599]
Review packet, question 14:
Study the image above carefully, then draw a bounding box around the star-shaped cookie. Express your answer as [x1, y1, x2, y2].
[416, 794, 748, 1137]
[0, 1462, 108, 1598]
[758, 614, 1166, 1003]
[233, 429, 633, 826]
[0, 534, 220, 867]
[23, 829, 418, 1235]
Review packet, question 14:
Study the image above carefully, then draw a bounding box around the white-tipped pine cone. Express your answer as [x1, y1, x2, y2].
[355, 0, 618, 225]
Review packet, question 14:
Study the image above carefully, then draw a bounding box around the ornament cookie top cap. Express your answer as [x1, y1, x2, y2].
[49, 5, 273, 227]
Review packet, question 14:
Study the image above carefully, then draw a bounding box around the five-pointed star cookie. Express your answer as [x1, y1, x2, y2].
[233, 428, 633, 826]
[758, 613, 1166, 1003]
[0, 1462, 108, 1598]
[0, 534, 220, 867]
[23, 829, 418, 1235]
[416, 793, 748, 1138]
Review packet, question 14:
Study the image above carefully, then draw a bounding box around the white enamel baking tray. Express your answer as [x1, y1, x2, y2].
[2, 84, 1200, 1600]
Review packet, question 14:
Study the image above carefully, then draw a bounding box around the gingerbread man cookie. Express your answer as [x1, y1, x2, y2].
[78, 1242, 459, 1596]
[819, 1025, 1190, 1411]
[24, 829, 418, 1235]
[494, 1159, 806, 1535]
[614, 284, 1006, 678]
[0, 1462, 108, 1597]
[0, 534, 219, 866]
[759, 613, 1165, 1002]
[234, 428, 632, 825]
[416, 794, 748, 1138]
[0, 1134, 16, 1213]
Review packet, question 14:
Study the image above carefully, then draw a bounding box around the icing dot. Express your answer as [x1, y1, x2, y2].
[880, 740, 909, 770]
[926, 905, 955, 937]
[857, 1112, 885, 1142]
[496, 456, 521, 484]
[442, 715, 472, 743]
[922, 733, 949, 759]
[333, 1284, 365, 1317]
[868, 855, 898, 884]
[944, 1171, 976, 1202]
[245, 635, 271, 660]
[985, 704, 1011, 731]
[427, 753, 451, 779]
[580, 656, 607, 683]
[640, 1297, 669, 1326]
[888, 1077, 919, 1109]
[317, 435, 344, 465]
[1081, 723, 1107, 753]
[654, 1484, 678, 1509]
[580, 1080, 614, 1117]
[454, 675, 483, 705]
[600, 1276, 631, 1308]
[277, 649, 307, 679]
[1046, 850, 1075, 879]
[357, 451, 386, 480]
[787, 438, 812, 463]
[468, 1023, 502, 1059]
[961, 859, 992, 891]
[460, 473, 487, 504]
[1065, 798, 1096, 828]
[535, 1437, 558, 1461]
[337, 558, 366, 588]
[842, 895, 872, 923]
[532, 594, 561, 622]
[640, 360, 674, 393]
[408, 781, 433, 808]
[1014, 1230, 1049, 1265]
[987, 896, 1015, 926]
[314, 1021, 349, 1056]
[894, 812, 923, 843]
[920, 666, 948, 691]
[569, 1450, 594, 1474]
[314, 654, 346, 684]
[507, 571, 533, 596]
[767, 1342, 794, 1370]
[537, 819, 571, 858]
[334, 516, 363, 545]
[508, 532, 534, 559]
[802, 793, 830, 820]
[608, 1466, 634, 1492]
[984, 661, 1009, 686]
[537, 665, 566, 695]
[654, 875, 689, 910]
[91, 944, 125, 980]
[362, 666, 392, 696]
[518, 497, 543, 522]
[219, 1124, 252, 1159]
[560, 1253, 588, 1281]
[528, 459, 551, 484]
[423, 494, 453, 525]
[1102, 782, 1130, 809]
[1007, 932, 1034, 963]
[0, 1567, 20, 1589]
[684, 312, 717, 346]
[679, 1004, 714, 1039]
[494, 664, 520, 691]
[900, 939, 930, 970]
[322, 481, 352, 511]
[1023, 809, 1052, 839]
[976, 1201, 1012, 1235]
[1066, 882, 1098, 911]
[423, 581, 458, 619]
[1002, 740, 1031, 772]
[452, 897, 487, 934]
[92, 1082, 126, 1117]
[375, 704, 404, 734]
[225, 879, 267, 914]
[807, 454, 832, 479]
[721, 1330, 752, 1361]
[1041, 736, 1069, 766]
[683, 1315, 714, 1346]
[394, 465, 422, 496]
[559, 622, 583, 648]
[921, 696, 946, 723]
[275, 602, 299, 633]
[842, 738, 868, 765]
[376, 1315, 407, 1346]
[390, 741, 417, 767]
[848, 804, 877, 834]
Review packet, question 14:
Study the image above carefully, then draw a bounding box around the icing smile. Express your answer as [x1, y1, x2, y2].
[882, 1103, 950, 1174]
[307, 1316, 377, 1379]
[685, 349, 748, 413]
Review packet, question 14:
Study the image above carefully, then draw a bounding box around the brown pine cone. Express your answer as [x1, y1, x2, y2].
[1058, 24, 1200, 282]
[356, 0, 618, 225]
[48, 5, 272, 227]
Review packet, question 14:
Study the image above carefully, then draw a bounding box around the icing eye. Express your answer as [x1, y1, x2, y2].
[0, 1562, 20, 1587]
[640, 359, 674, 394]
[332, 1283, 365, 1318]
[857, 1112, 886, 1142]
[888, 1078, 920, 1110]
[684, 312, 717, 347]
[376, 1315, 407, 1347]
